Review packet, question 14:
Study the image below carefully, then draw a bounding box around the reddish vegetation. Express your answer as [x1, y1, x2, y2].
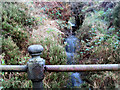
[33, 1, 71, 21]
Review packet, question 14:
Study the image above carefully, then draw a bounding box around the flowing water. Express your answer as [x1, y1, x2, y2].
[65, 35, 84, 88]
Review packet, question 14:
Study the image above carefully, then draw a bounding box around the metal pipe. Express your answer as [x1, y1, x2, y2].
[0, 65, 27, 72]
[0, 64, 120, 72]
[45, 64, 120, 72]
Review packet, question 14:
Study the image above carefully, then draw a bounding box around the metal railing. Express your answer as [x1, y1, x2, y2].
[0, 45, 120, 89]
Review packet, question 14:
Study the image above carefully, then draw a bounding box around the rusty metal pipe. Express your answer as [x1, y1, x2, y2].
[45, 64, 120, 72]
[0, 64, 120, 72]
[0, 65, 27, 72]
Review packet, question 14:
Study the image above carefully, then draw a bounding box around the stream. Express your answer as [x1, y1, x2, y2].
[64, 26, 84, 87]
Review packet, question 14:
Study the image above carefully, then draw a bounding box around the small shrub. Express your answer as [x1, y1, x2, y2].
[2, 36, 21, 64]
[1, 72, 32, 88]
[2, 2, 37, 50]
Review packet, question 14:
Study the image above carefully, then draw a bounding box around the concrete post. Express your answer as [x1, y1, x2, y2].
[27, 45, 45, 89]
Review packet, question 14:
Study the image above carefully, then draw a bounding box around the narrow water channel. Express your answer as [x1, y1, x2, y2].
[64, 31, 83, 87]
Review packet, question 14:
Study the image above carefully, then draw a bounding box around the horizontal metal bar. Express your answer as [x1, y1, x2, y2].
[0, 64, 120, 72]
[0, 65, 27, 72]
[45, 64, 120, 72]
